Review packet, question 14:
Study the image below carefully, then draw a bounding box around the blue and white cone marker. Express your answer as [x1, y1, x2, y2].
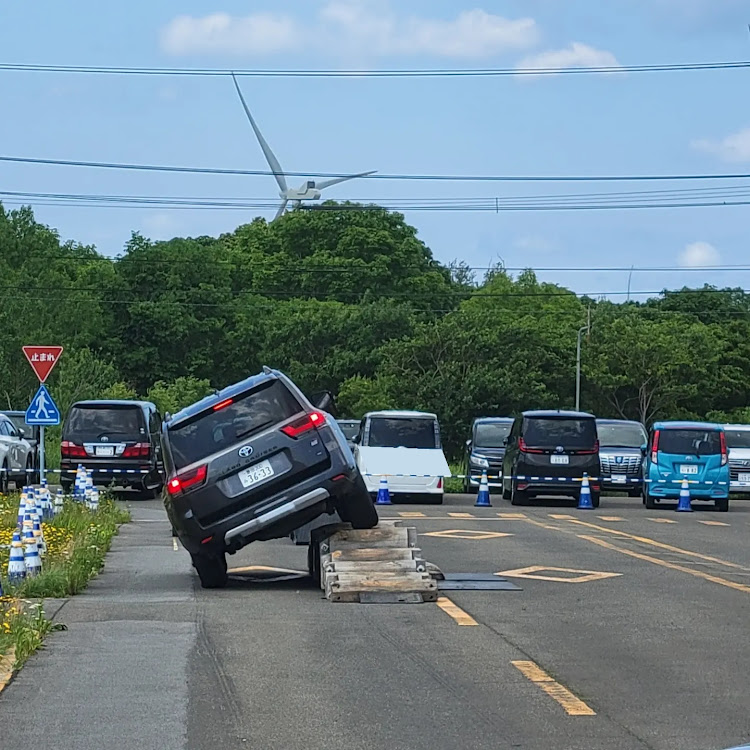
[676, 479, 693, 512]
[8, 530, 26, 583]
[23, 527, 41, 576]
[17, 492, 26, 527]
[54, 488, 64, 516]
[577, 473, 594, 510]
[34, 489, 45, 522]
[375, 476, 392, 506]
[475, 471, 492, 507]
[33, 518, 47, 557]
[89, 489, 99, 512]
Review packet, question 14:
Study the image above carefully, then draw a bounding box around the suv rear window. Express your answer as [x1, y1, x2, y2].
[64, 405, 145, 441]
[596, 422, 647, 448]
[724, 429, 750, 449]
[167, 380, 301, 469]
[474, 422, 512, 448]
[658, 429, 721, 455]
[523, 417, 597, 450]
[367, 418, 439, 449]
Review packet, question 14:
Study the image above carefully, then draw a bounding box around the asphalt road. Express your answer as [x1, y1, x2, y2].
[2, 492, 750, 750]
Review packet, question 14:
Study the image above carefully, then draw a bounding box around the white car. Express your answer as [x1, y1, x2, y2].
[354, 410, 450, 504]
[724, 424, 750, 492]
[0, 412, 34, 492]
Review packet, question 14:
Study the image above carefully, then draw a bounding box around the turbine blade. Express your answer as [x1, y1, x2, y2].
[231, 73, 288, 193]
[314, 170, 377, 191]
[273, 199, 289, 221]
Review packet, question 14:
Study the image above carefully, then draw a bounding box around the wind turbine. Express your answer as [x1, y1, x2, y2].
[231, 74, 376, 221]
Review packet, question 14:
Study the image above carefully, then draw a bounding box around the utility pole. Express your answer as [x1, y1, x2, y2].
[575, 307, 591, 412]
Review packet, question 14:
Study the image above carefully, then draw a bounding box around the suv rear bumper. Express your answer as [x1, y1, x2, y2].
[170, 466, 359, 555]
[515, 478, 601, 497]
[648, 483, 728, 499]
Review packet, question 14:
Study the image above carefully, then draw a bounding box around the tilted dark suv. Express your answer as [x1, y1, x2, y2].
[60, 400, 164, 497]
[161, 368, 378, 588]
[502, 410, 601, 507]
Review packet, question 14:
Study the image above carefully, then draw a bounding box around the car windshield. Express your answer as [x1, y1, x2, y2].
[168, 380, 301, 468]
[64, 405, 144, 441]
[337, 421, 360, 440]
[658, 429, 722, 455]
[367, 417, 439, 449]
[724, 429, 750, 449]
[523, 417, 597, 449]
[597, 422, 647, 448]
[474, 422, 512, 448]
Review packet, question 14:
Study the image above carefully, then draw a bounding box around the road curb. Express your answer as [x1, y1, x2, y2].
[0, 646, 17, 697]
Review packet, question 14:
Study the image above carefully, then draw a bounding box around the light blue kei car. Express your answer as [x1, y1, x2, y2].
[643, 421, 730, 512]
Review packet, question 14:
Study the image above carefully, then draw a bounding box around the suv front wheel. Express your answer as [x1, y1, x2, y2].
[336, 474, 378, 529]
[191, 552, 228, 589]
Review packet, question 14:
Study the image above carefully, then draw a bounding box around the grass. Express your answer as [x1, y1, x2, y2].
[0, 491, 130, 667]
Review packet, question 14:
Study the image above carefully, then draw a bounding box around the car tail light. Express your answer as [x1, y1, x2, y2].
[212, 398, 233, 412]
[123, 442, 150, 458]
[651, 430, 660, 464]
[720, 431, 728, 466]
[281, 411, 326, 438]
[519, 438, 543, 454]
[517, 482, 529, 490]
[167, 465, 207, 496]
[61, 440, 86, 458]
[437, 477, 443, 489]
[575, 440, 600, 455]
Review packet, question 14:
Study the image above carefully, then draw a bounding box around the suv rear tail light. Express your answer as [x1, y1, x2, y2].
[575, 440, 600, 456]
[167, 465, 207, 496]
[282, 411, 326, 438]
[519, 438, 543, 454]
[122, 442, 150, 458]
[651, 430, 660, 464]
[61, 441, 86, 458]
[720, 431, 728, 466]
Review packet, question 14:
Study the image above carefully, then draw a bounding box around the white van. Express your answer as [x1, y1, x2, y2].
[354, 410, 450, 504]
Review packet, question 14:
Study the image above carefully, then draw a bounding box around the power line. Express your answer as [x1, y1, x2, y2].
[1, 60, 749, 78]
[3, 155, 750, 183]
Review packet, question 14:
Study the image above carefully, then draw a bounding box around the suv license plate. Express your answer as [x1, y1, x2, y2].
[611, 474, 627, 483]
[95, 446, 114, 457]
[680, 465, 698, 475]
[738, 472, 750, 483]
[550, 455, 569, 465]
[239, 459, 275, 489]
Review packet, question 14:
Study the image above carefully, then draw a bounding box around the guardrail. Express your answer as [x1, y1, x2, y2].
[363, 473, 734, 486]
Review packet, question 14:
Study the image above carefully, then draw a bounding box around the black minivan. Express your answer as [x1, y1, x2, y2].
[502, 410, 600, 507]
[60, 400, 164, 496]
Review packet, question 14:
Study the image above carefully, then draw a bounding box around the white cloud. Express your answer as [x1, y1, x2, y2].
[691, 127, 750, 164]
[161, 12, 301, 56]
[680, 241, 720, 268]
[161, 2, 538, 59]
[517, 42, 621, 73]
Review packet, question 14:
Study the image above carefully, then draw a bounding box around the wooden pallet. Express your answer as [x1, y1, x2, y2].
[313, 521, 437, 603]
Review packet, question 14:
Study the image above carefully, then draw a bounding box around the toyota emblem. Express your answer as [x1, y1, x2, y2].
[238, 445, 254, 458]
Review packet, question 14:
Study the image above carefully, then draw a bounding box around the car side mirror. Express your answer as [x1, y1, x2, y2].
[640, 444, 647, 455]
[18, 428, 25, 438]
[352, 434, 360, 444]
[465, 439, 472, 448]
[503, 437, 510, 446]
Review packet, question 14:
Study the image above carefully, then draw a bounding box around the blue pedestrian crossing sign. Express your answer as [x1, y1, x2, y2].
[25, 384, 61, 426]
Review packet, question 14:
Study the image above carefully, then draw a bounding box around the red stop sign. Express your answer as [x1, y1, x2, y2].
[23, 346, 64, 383]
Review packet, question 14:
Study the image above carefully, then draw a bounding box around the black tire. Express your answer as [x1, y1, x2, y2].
[502, 480, 511, 501]
[510, 483, 527, 506]
[307, 542, 321, 587]
[591, 492, 601, 509]
[191, 552, 228, 589]
[61, 480, 72, 495]
[627, 488, 640, 498]
[715, 496, 729, 512]
[336, 474, 379, 529]
[0, 463, 8, 495]
[644, 489, 657, 509]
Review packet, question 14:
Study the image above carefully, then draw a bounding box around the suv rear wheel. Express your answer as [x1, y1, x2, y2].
[191, 552, 228, 589]
[510, 483, 527, 506]
[644, 488, 657, 509]
[336, 474, 378, 529]
[715, 496, 729, 512]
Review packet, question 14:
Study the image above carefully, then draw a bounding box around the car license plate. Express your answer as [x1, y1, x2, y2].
[238, 459, 274, 489]
[680, 465, 698, 475]
[738, 473, 750, 483]
[95, 446, 114, 457]
[550, 455, 569, 465]
[611, 474, 627, 484]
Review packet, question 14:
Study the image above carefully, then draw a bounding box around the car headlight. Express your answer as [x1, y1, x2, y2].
[470, 455, 489, 468]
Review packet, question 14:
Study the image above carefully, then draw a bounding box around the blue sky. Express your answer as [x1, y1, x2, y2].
[1, 0, 749, 297]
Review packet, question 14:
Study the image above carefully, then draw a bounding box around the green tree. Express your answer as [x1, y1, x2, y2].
[146, 377, 214, 417]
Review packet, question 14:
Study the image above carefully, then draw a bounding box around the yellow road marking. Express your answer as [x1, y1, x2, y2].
[648, 518, 677, 524]
[497, 565, 621, 584]
[578, 535, 750, 594]
[448, 512, 476, 518]
[436, 596, 478, 626]
[0, 647, 16, 696]
[498, 512, 527, 519]
[229, 565, 308, 576]
[699, 520, 729, 527]
[398, 512, 426, 518]
[598, 516, 623, 522]
[424, 529, 513, 540]
[512, 660, 596, 716]
[564, 518, 744, 569]
[549, 514, 575, 520]
[172, 538, 178, 551]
